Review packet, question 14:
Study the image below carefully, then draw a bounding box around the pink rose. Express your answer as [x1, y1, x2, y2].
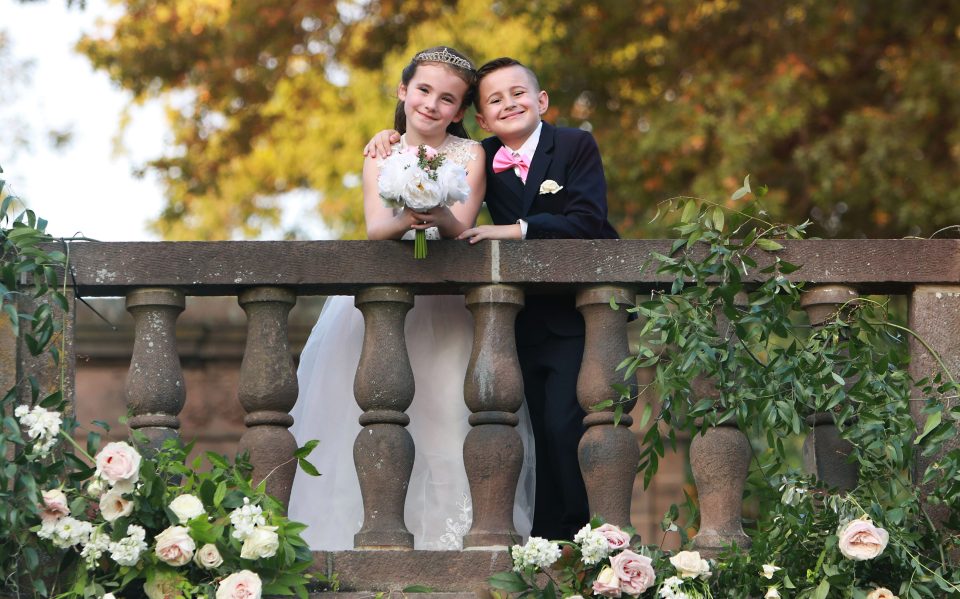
[838, 519, 889, 561]
[216, 570, 262, 599]
[154, 525, 196, 566]
[592, 566, 621, 598]
[596, 523, 631, 550]
[866, 588, 899, 599]
[94, 442, 141, 491]
[610, 549, 656, 596]
[39, 489, 70, 525]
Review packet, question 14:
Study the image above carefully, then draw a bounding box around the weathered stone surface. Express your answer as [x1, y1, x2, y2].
[64, 239, 960, 297]
[463, 285, 524, 549]
[313, 549, 513, 593]
[908, 285, 960, 532]
[125, 287, 185, 450]
[353, 287, 416, 549]
[577, 286, 638, 529]
[690, 423, 752, 556]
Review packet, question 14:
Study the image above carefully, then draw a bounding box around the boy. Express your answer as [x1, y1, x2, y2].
[365, 57, 618, 540]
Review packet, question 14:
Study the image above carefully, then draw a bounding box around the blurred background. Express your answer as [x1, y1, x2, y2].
[4, 0, 959, 243]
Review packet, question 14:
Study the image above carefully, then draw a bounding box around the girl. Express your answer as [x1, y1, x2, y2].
[288, 46, 536, 550]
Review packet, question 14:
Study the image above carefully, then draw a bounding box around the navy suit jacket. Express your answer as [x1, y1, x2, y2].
[481, 122, 618, 342]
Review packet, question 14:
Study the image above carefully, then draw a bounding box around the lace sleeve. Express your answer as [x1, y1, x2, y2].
[440, 137, 481, 171]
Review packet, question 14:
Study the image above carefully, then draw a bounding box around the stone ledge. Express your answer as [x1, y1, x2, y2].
[311, 594, 482, 599]
[311, 549, 512, 593]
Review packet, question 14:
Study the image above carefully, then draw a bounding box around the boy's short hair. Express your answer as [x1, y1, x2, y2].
[475, 57, 541, 108]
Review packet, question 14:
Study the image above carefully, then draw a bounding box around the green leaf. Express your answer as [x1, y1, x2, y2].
[712, 206, 725, 232]
[756, 239, 784, 251]
[488, 571, 530, 593]
[731, 175, 752, 200]
[402, 585, 436, 593]
[298, 458, 320, 477]
[680, 199, 698, 223]
[914, 409, 942, 444]
[293, 439, 319, 459]
[813, 579, 830, 599]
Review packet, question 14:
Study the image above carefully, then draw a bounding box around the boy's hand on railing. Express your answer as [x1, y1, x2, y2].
[457, 223, 523, 244]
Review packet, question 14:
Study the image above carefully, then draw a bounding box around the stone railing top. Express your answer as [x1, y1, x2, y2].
[59, 239, 960, 297]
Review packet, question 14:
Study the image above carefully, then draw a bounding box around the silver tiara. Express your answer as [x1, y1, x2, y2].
[414, 48, 473, 71]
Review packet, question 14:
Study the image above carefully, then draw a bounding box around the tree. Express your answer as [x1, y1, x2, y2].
[76, 0, 960, 240]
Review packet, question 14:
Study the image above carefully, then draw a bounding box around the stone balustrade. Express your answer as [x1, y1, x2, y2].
[21, 238, 960, 589]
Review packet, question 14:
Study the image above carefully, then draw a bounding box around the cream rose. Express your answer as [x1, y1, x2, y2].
[240, 525, 280, 559]
[194, 543, 224, 569]
[539, 179, 564, 195]
[103, 594, 117, 599]
[169, 494, 205, 523]
[99, 489, 134, 522]
[86, 477, 107, 499]
[596, 523, 631, 550]
[591, 566, 621, 598]
[838, 518, 889, 561]
[761, 564, 782, 579]
[40, 489, 70, 524]
[94, 441, 141, 491]
[764, 587, 781, 599]
[610, 549, 656, 596]
[216, 570, 262, 599]
[866, 588, 899, 599]
[670, 550, 711, 579]
[154, 525, 196, 566]
[143, 570, 185, 599]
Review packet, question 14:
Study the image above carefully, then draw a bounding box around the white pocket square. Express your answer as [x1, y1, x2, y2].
[539, 180, 563, 195]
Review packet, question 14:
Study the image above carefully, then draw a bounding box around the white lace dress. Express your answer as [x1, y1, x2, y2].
[288, 134, 536, 550]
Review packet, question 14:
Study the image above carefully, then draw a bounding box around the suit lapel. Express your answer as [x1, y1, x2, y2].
[521, 122, 555, 216]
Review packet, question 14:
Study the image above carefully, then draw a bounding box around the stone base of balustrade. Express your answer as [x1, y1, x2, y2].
[310, 549, 513, 595]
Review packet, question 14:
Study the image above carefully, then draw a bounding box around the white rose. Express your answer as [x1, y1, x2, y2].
[765, 587, 781, 599]
[103, 594, 116, 599]
[154, 525, 196, 566]
[194, 543, 224, 569]
[539, 179, 564, 194]
[40, 489, 70, 525]
[99, 489, 134, 522]
[217, 570, 262, 599]
[169, 494, 205, 523]
[838, 518, 889, 561]
[94, 441, 141, 491]
[436, 162, 470, 204]
[669, 550, 711, 579]
[761, 564, 782, 579]
[866, 588, 899, 599]
[240, 525, 280, 559]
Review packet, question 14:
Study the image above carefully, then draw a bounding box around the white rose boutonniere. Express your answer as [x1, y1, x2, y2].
[539, 179, 563, 195]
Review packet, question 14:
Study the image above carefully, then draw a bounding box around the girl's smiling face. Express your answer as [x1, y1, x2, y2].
[398, 63, 469, 144]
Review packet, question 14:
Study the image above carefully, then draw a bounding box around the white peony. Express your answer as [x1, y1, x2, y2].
[169, 494, 205, 523]
[378, 152, 418, 203]
[436, 161, 470, 204]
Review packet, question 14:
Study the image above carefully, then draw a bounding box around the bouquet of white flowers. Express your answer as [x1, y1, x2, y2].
[378, 144, 470, 259]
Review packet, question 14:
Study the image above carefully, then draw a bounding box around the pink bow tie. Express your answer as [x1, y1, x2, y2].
[492, 146, 531, 183]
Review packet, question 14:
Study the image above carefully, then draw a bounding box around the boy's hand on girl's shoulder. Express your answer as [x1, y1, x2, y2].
[457, 224, 523, 244]
[363, 130, 402, 158]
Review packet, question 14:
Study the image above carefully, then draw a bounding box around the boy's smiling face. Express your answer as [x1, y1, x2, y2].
[475, 65, 549, 148]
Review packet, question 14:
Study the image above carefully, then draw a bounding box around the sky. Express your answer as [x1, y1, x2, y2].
[1, 0, 330, 241]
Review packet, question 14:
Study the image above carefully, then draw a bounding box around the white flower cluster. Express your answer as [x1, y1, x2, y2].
[109, 524, 148, 566]
[230, 497, 267, 540]
[658, 576, 689, 599]
[378, 148, 470, 212]
[14, 404, 62, 456]
[38, 516, 93, 549]
[511, 536, 562, 572]
[574, 524, 611, 565]
[80, 528, 111, 569]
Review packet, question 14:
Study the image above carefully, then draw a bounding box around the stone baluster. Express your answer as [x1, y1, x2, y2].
[462, 285, 525, 549]
[576, 286, 639, 529]
[800, 285, 860, 491]
[908, 285, 960, 534]
[690, 290, 751, 556]
[237, 287, 299, 507]
[353, 287, 416, 549]
[125, 288, 185, 452]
